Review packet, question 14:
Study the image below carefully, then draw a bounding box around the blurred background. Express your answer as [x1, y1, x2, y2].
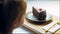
[26, 0, 59, 17]
[13, 0, 59, 34]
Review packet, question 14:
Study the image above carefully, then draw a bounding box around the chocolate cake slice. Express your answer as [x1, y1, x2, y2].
[32, 7, 46, 20]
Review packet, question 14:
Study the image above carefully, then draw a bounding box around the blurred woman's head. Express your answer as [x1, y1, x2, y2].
[0, 0, 26, 34]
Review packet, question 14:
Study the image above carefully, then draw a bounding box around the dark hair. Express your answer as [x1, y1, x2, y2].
[0, 0, 26, 34]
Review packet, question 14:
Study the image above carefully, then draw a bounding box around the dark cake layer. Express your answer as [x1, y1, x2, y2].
[32, 7, 46, 20]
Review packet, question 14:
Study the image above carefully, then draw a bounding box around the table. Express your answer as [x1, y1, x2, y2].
[23, 17, 60, 34]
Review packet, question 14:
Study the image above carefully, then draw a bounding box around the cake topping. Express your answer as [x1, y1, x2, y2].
[39, 8, 42, 11]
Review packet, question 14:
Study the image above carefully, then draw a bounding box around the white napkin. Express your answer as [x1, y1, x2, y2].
[48, 24, 60, 33]
[42, 20, 58, 31]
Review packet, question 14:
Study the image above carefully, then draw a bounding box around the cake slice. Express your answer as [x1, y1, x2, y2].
[32, 7, 46, 20]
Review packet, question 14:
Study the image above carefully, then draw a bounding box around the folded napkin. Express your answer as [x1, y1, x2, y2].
[42, 20, 58, 31]
[48, 24, 60, 33]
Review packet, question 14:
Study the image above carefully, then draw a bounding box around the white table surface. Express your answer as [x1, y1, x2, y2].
[12, 26, 34, 34]
[13, 0, 59, 34]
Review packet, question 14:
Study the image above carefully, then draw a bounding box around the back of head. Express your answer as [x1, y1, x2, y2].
[0, 0, 26, 34]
